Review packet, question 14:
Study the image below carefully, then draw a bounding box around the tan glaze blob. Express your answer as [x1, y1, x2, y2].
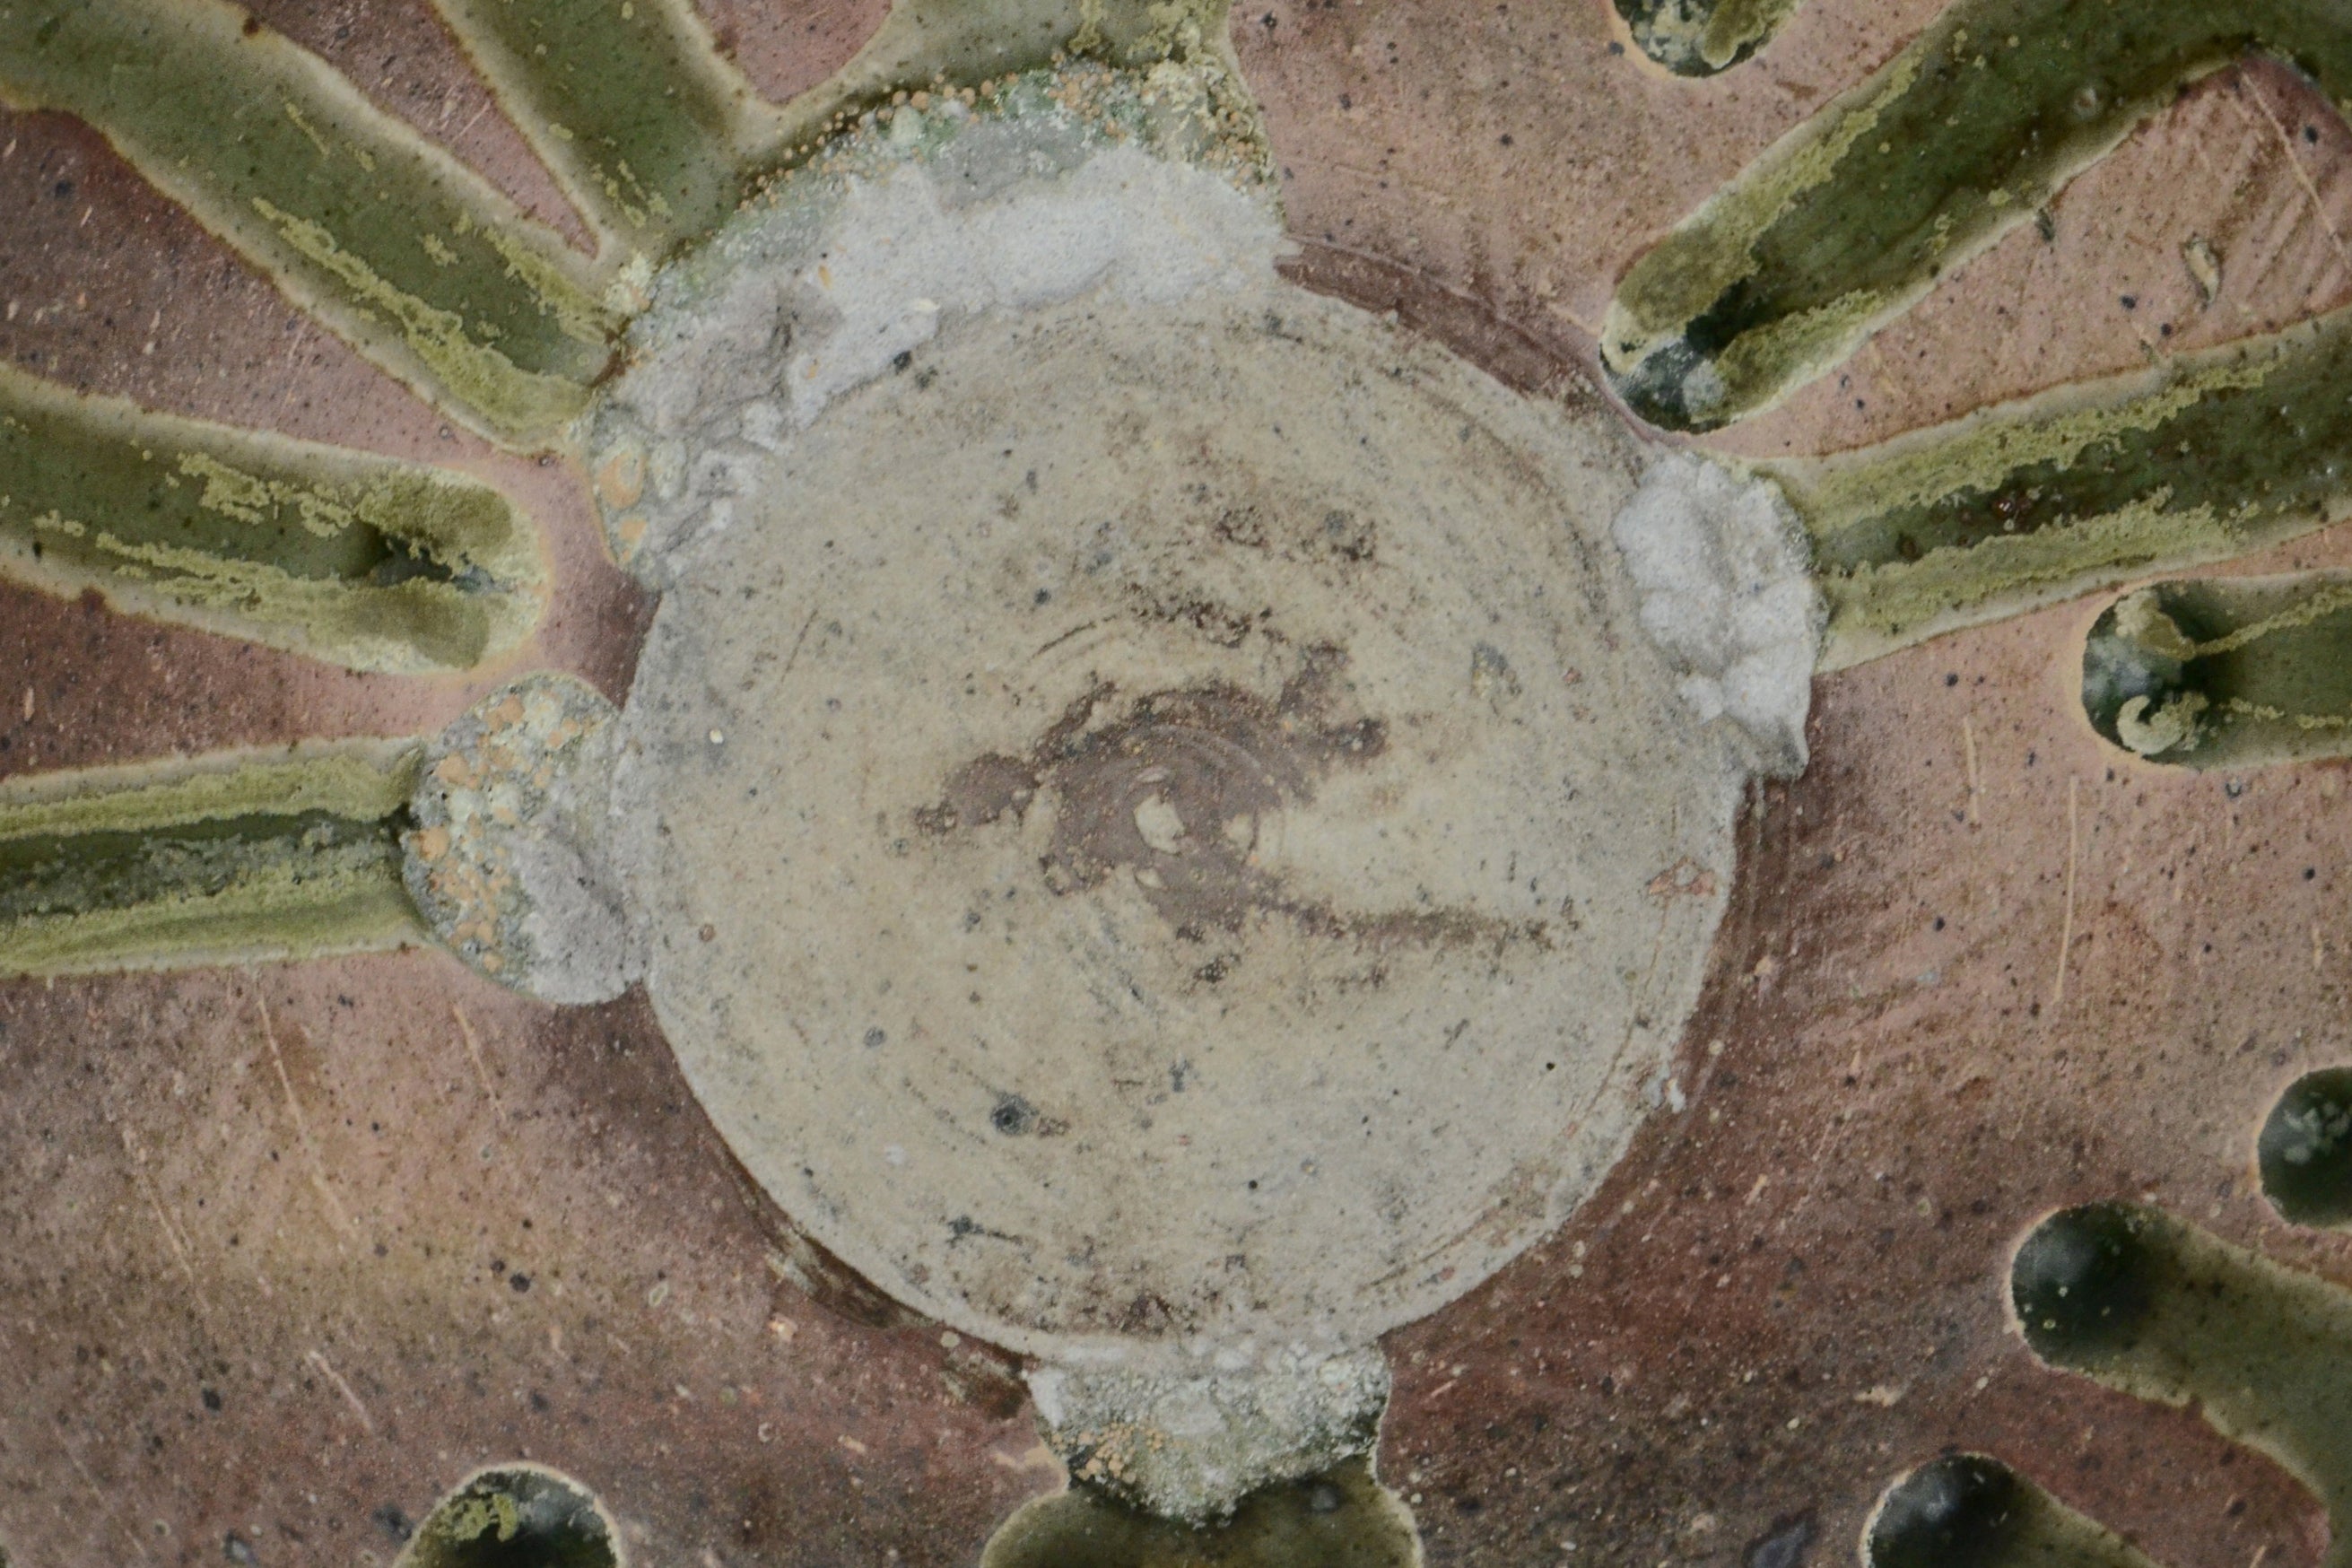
[403, 674, 639, 1006]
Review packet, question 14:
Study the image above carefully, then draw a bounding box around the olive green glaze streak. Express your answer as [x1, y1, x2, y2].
[1605, 0, 2352, 431]
[1867, 1454, 2156, 1568]
[0, 742, 424, 977]
[431, 0, 770, 256]
[1616, 0, 1803, 76]
[0, 363, 544, 673]
[2081, 568, 2352, 768]
[983, 1459, 1420, 1568]
[0, 0, 615, 444]
[2012, 1203, 2352, 1567]
[1770, 307, 2352, 669]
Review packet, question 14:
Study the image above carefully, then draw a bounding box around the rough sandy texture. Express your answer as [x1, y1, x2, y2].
[1028, 1346, 1389, 1520]
[403, 673, 640, 1004]
[1612, 453, 1823, 777]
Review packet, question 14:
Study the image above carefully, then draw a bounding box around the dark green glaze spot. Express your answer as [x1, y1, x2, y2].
[397, 1469, 615, 1568]
[1867, 1455, 2024, 1568]
[2261, 1068, 2352, 1226]
[2011, 1203, 2156, 1363]
[1868, 1456, 2152, 1568]
[1615, 0, 1803, 75]
[2000, 1204, 2352, 1545]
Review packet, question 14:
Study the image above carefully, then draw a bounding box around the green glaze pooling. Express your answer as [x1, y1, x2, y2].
[0, 0, 616, 445]
[1867, 1454, 2157, 1568]
[1769, 306, 2352, 669]
[393, 1467, 619, 1568]
[2011, 1203, 2352, 1566]
[0, 362, 544, 672]
[1604, 0, 2352, 432]
[2261, 1069, 2352, 1227]
[429, 0, 770, 256]
[2081, 568, 2352, 767]
[981, 1459, 1420, 1568]
[1615, 0, 1803, 76]
[0, 741, 424, 977]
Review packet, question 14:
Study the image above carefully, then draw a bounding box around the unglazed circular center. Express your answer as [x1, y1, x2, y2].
[605, 283, 1738, 1360]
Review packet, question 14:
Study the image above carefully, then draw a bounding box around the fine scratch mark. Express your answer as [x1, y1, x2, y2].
[278, 319, 310, 410]
[2238, 76, 2352, 280]
[779, 606, 822, 682]
[2051, 774, 2081, 1015]
[1962, 713, 1982, 825]
[1780, 1058, 1864, 1236]
[454, 93, 497, 142]
[256, 985, 357, 1239]
[64, 1434, 152, 1563]
[1032, 616, 1109, 662]
[124, 1129, 203, 1295]
[453, 1002, 507, 1123]
[2178, 113, 2272, 331]
[307, 1347, 379, 1435]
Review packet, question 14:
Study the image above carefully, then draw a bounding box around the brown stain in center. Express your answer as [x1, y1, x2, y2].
[916, 648, 1555, 963]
